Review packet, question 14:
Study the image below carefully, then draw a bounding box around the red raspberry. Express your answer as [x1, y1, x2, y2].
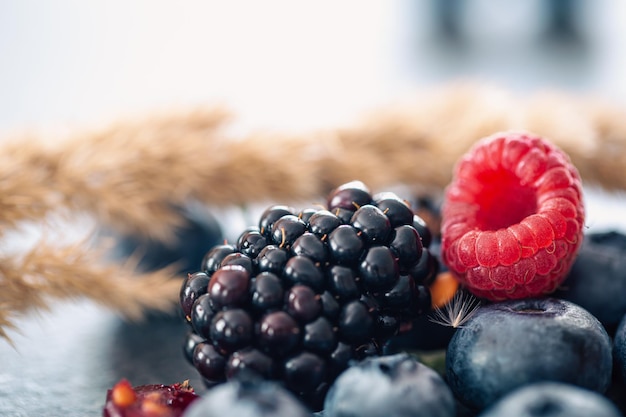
[441, 131, 585, 300]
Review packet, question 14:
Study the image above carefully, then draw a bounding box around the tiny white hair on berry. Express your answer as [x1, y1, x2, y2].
[428, 289, 482, 328]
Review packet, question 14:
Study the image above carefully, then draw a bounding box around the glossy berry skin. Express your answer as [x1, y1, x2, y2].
[237, 228, 268, 259]
[327, 225, 365, 265]
[285, 285, 322, 323]
[478, 382, 623, 417]
[350, 205, 392, 244]
[271, 215, 307, 248]
[258, 205, 294, 237]
[180, 272, 210, 320]
[225, 347, 275, 380]
[193, 342, 227, 382]
[183, 379, 311, 417]
[257, 311, 301, 357]
[441, 132, 585, 300]
[308, 210, 341, 238]
[256, 245, 288, 275]
[249, 272, 284, 312]
[373, 192, 414, 228]
[555, 231, 626, 332]
[291, 232, 328, 264]
[337, 300, 374, 344]
[202, 244, 237, 275]
[324, 353, 455, 417]
[446, 298, 612, 411]
[180, 181, 438, 410]
[210, 309, 254, 354]
[359, 246, 399, 291]
[327, 180, 373, 211]
[207, 265, 250, 310]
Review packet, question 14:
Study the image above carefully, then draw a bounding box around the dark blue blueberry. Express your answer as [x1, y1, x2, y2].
[184, 379, 311, 417]
[446, 298, 613, 411]
[555, 231, 626, 333]
[324, 353, 455, 417]
[478, 382, 623, 417]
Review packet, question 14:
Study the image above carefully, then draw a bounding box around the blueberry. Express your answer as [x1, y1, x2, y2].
[615, 313, 626, 383]
[324, 353, 455, 417]
[477, 382, 623, 417]
[554, 231, 626, 333]
[446, 298, 613, 411]
[183, 379, 311, 417]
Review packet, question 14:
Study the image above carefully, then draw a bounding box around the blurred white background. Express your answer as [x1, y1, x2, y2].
[1, 0, 626, 230]
[1, 0, 625, 134]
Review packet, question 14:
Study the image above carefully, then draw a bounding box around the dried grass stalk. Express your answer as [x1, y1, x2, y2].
[3, 84, 625, 241]
[0, 240, 182, 341]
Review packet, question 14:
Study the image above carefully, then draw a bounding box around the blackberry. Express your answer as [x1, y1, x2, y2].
[179, 181, 439, 410]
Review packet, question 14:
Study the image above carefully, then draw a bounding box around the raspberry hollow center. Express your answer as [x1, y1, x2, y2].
[474, 169, 537, 231]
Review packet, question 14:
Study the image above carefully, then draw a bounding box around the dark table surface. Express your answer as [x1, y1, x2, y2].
[0, 300, 207, 417]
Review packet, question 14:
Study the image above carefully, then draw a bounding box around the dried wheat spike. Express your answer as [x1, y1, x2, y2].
[0, 240, 182, 341]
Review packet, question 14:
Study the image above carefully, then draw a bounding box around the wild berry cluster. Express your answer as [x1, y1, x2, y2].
[179, 181, 438, 410]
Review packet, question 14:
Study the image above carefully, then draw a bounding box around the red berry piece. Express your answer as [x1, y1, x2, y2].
[441, 131, 585, 300]
[103, 379, 199, 417]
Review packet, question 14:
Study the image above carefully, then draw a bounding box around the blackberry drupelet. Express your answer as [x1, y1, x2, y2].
[179, 181, 439, 411]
